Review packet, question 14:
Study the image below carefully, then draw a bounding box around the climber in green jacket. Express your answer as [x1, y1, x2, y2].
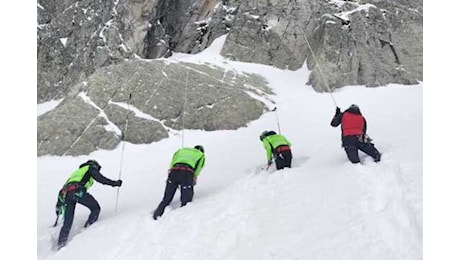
[260, 130, 292, 170]
[153, 145, 206, 220]
[55, 160, 122, 249]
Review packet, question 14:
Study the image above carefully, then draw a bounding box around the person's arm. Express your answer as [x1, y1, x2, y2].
[262, 139, 273, 161]
[363, 117, 367, 134]
[89, 167, 121, 187]
[169, 151, 179, 169]
[193, 156, 205, 185]
[194, 156, 205, 177]
[330, 107, 342, 127]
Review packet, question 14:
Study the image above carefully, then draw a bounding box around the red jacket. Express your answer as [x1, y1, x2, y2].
[341, 112, 365, 136]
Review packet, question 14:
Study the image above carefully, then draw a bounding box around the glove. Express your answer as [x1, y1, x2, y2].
[364, 134, 373, 143]
[55, 205, 64, 216]
[55, 200, 65, 216]
[335, 107, 341, 114]
[55, 189, 66, 215]
[267, 160, 273, 167]
[193, 176, 197, 186]
[114, 180, 123, 187]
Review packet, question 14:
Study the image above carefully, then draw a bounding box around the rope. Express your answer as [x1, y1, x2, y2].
[114, 63, 145, 214]
[181, 70, 190, 148]
[297, 25, 338, 107]
[115, 91, 132, 215]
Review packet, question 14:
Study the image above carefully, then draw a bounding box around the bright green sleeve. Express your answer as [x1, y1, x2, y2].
[262, 139, 273, 161]
[194, 156, 205, 177]
[169, 151, 178, 168]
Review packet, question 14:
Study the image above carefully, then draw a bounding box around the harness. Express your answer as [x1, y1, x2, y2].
[276, 145, 291, 152]
[171, 164, 195, 173]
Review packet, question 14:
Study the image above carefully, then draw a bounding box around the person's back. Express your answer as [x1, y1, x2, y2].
[153, 145, 205, 220]
[55, 160, 122, 249]
[264, 134, 291, 148]
[331, 105, 381, 163]
[170, 147, 205, 176]
[260, 131, 292, 170]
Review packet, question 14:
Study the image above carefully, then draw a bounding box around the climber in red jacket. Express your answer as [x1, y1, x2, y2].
[331, 104, 381, 164]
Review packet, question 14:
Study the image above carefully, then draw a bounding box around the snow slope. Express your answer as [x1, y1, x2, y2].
[37, 35, 422, 260]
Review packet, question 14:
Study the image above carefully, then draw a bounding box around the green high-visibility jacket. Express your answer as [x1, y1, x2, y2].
[169, 147, 205, 177]
[262, 134, 292, 161]
[65, 165, 94, 190]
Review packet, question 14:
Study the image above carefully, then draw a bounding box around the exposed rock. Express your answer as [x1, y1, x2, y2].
[38, 0, 422, 101]
[37, 96, 120, 156]
[143, 0, 232, 58]
[37, 0, 422, 155]
[37, 0, 232, 103]
[221, 0, 422, 91]
[104, 103, 168, 144]
[37, 59, 272, 156]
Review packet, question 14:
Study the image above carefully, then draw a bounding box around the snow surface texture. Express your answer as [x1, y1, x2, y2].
[37, 35, 422, 260]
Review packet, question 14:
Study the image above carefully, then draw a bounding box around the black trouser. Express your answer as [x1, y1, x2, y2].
[343, 135, 381, 164]
[153, 169, 194, 219]
[58, 190, 100, 247]
[274, 147, 292, 170]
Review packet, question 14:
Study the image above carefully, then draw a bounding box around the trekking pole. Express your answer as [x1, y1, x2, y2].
[273, 107, 281, 134]
[181, 71, 190, 148]
[115, 92, 132, 214]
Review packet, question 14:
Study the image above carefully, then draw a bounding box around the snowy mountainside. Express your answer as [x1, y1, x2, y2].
[37, 35, 422, 260]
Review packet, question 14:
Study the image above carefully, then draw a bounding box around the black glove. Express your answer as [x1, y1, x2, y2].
[335, 107, 341, 114]
[267, 160, 273, 167]
[114, 180, 123, 187]
[55, 201, 65, 216]
[55, 189, 66, 215]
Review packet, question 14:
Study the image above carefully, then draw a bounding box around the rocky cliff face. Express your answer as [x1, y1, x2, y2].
[38, 0, 233, 103]
[37, 0, 422, 155]
[38, 0, 422, 100]
[37, 60, 271, 156]
[221, 0, 422, 91]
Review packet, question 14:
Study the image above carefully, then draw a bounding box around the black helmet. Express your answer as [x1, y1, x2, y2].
[260, 131, 269, 141]
[349, 104, 359, 110]
[348, 104, 361, 114]
[194, 145, 204, 153]
[85, 159, 101, 170]
[260, 130, 276, 141]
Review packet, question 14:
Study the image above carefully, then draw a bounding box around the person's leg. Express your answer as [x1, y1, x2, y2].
[57, 195, 77, 248]
[359, 142, 381, 162]
[78, 192, 101, 227]
[344, 146, 360, 164]
[274, 153, 284, 170]
[180, 172, 194, 206]
[283, 150, 292, 168]
[153, 175, 178, 219]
